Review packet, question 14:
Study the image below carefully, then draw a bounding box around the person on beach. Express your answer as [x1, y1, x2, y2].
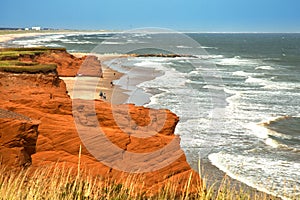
[103, 93, 106, 100]
[110, 81, 114, 87]
[99, 91, 103, 99]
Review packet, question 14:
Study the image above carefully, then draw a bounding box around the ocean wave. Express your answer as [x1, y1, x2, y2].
[261, 116, 300, 139]
[133, 60, 172, 68]
[261, 115, 292, 126]
[103, 51, 299, 199]
[246, 116, 300, 151]
[195, 54, 224, 59]
[185, 79, 202, 85]
[101, 41, 127, 45]
[139, 68, 186, 89]
[10, 34, 76, 47]
[188, 70, 201, 76]
[209, 152, 300, 200]
[225, 90, 243, 107]
[245, 76, 269, 86]
[83, 36, 113, 40]
[262, 81, 300, 90]
[63, 40, 95, 44]
[203, 84, 225, 91]
[13, 34, 66, 45]
[232, 70, 254, 77]
[129, 56, 175, 62]
[255, 65, 275, 70]
[176, 45, 193, 49]
[126, 39, 147, 44]
[217, 56, 257, 66]
[245, 122, 289, 148]
[45, 43, 64, 47]
[200, 46, 219, 49]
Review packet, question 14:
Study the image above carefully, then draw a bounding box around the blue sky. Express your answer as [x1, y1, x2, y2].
[1, 0, 300, 32]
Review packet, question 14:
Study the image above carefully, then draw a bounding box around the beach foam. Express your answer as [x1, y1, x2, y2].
[232, 70, 254, 77]
[217, 56, 257, 66]
[255, 65, 275, 70]
[209, 152, 300, 200]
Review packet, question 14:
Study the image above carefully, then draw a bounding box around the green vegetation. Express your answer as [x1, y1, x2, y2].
[0, 47, 66, 59]
[0, 47, 63, 74]
[0, 47, 66, 52]
[0, 63, 57, 73]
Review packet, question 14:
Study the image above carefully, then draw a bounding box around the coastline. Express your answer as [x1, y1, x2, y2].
[88, 55, 282, 199]
[0, 31, 70, 43]
[0, 33, 285, 198]
[62, 53, 129, 104]
[0, 30, 113, 45]
[68, 53, 281, 199]
[0, 47, 202, 197]
[95, 54, 130, 104]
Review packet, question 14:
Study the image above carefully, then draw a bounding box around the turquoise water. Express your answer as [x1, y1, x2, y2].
[4, 32, 300, 199]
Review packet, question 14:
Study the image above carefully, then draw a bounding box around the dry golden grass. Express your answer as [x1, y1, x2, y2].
[0, 158, 285, 200]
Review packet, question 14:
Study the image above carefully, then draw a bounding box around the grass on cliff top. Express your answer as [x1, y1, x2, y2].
[0, 47, 66, 52]
[0, 47, 62, 74]
[0, 161, 284, 200]
[0, 63, 57, 73]
[0, 47, 66, 59]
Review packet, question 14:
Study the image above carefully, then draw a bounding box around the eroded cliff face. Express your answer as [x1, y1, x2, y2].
[0, 116, 39, 170]
[0, 50, 200, 195]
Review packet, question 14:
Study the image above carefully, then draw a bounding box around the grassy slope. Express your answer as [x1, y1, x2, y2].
[0, 47, 63, 74]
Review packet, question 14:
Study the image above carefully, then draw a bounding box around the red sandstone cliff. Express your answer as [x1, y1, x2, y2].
[19, 49, 102, 77]
[0, 116, 39, 170]
[0, 50, 200, 195]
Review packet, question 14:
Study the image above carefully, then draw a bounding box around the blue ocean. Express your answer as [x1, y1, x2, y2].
[3, 31, 300, 199]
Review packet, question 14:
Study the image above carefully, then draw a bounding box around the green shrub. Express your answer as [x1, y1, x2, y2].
[0, 47, 60, 74]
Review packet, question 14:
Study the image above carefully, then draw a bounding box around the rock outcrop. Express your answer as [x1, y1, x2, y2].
[0, 50, 200, 195]
[0, 114, 39, 170]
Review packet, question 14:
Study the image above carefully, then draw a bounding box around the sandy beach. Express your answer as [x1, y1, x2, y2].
[62, 54, 129, 104]
[0, 30, 110, 46]
[0, 30, 129, 104]
[0, 32, 68, 44]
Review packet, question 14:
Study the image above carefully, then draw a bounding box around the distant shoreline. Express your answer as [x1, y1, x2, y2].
[0, 31, 68, 43]
[0, 30, 112, 44]
[2, 30, 299, 45]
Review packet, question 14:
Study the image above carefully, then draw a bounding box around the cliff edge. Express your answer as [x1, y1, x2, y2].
[0, 48, 200, 195]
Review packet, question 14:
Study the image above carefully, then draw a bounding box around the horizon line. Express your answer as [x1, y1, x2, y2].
[1, 27, 300, 34]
